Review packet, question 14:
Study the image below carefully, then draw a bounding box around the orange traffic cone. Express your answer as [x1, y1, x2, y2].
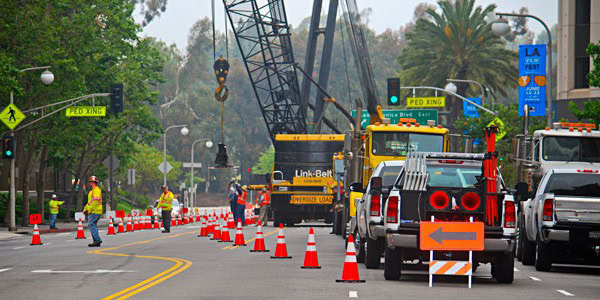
[107, 217, 116, 235]
[301, 228, 320, 268]
[171, 214, 177, 227]
[154, 212, 161, 229]
[134, 216, 140, 231]
[30, 224, 43, 245]
[336, 234, 365, 283]
[177, 214, 183, 226]
[184, 213, 189, 225]
[250, 221, 269, 252]
[270, 224, 292, 259]
[199, 215, 208, 237]
[207, 214, 214, 235]
[126, 215, 133, 232]
[76, 219, 86, 239]
[212, 216, 221, 240]
[227, 212, 235, 229]
[233, 219, 247, 246]
[117, 217, 125, 233]
[219, 217, 231, 242]
[145, 215, 153, 230]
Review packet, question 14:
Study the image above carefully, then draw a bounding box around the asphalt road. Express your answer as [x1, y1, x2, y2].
[0, 213, 598, 299]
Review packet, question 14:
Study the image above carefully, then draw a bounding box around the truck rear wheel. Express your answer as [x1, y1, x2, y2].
[494, 251, 514, 283]
[520, 223, 536, 266]
[384, 246, 402, 280]
[366, 238, 383, 269]
[535, 236, 553, 271]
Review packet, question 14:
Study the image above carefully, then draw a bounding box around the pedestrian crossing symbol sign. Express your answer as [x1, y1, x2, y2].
[0, 104, 25, 130]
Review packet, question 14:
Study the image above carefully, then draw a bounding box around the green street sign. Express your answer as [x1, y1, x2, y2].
[351, 109, 438, 129]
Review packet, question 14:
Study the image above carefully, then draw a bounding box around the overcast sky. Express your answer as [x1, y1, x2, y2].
[136, 0, 557, 50]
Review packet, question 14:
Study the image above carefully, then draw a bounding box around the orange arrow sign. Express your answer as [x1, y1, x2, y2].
[420, 222, 484, 251]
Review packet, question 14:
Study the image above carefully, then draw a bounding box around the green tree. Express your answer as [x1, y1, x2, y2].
[397, 0, 517, 129]
[251, 146, 274, 175]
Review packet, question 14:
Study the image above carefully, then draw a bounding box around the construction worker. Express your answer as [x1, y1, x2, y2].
[48, 194, 64, 229]
[258, 188, 270, 226]
[83, 176, 102, 247]
[237, 185, 248, 225]
[228, 181, 238, 218]
[159, 185, 174, 233]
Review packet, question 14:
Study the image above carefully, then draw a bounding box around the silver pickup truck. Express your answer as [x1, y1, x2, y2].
[519, 168, 600, 271]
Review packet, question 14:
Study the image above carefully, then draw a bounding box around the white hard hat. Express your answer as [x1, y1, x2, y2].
[52, 194, 57, 199]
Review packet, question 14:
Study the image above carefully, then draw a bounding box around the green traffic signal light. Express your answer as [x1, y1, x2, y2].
[5, 150, 11, 156]
[390, 96, 398, 104]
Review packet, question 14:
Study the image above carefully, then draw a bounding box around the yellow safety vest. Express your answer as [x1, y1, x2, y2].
[84, 186, 103, 214]
[159, 191, 174, 211]
[49, 200, 64, 214]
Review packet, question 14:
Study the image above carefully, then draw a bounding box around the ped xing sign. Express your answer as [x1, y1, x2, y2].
[406, 97, 445, 108]
[419, 221, 484, 251]
[518, 44, 546, 116]
[66, 106, 107, 117]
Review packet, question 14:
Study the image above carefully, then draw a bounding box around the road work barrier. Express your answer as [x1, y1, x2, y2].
[233, 219, 247, 246]
[250, 221, 269, 252]
[271, 224, 292, 259]
[336, 234, 365, 283]
[301, 228, 320, 269]
[76, 219, 86, 239]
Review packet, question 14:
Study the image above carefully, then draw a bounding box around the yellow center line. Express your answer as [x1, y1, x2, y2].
[88, 230, 198, 300]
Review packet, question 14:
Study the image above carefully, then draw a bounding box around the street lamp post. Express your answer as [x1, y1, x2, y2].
[7, 66, 53, 231]
[492, 13, 553, 127]
[446, 79, 486, 104]
[190, 139, 213, 207]
[163, 125, 188, 186]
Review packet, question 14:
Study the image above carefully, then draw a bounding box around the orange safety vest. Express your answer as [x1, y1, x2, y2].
[261, 193, 270, 207]
[237, 190, 247, 205]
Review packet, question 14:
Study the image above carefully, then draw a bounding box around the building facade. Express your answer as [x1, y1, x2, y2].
[556, 0, 600, 120]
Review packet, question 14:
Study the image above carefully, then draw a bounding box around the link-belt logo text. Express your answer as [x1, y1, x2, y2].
[294, 169, 333, 177]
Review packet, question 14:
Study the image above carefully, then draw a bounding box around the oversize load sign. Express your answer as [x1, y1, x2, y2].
[66, 106, 107, 117]
[406, 97, 445, 108]
[290, 195, 333, 205]
[518, 44, 546, 117]
[420, 221, 484, 251]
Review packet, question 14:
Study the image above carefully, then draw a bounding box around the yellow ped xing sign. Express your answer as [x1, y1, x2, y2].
[487, 117, 506, 141]
[406, 97, 445, 108]
[0, 104, 26, 130]
[66, 106, 107, 117]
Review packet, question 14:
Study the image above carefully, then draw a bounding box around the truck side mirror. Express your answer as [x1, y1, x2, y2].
[515, 182, 529, 203]
[370, 177, 382, 196]
[349, 182, 365, 193]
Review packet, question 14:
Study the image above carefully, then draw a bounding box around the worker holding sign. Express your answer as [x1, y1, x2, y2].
[48, 194, 64, 229]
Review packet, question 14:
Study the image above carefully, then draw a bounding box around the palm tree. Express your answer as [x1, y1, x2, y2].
[398, 0, 517, 129]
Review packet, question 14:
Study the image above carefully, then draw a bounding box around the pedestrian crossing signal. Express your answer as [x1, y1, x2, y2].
[387, 78, 400, 106]
[2, 135, 15, 159]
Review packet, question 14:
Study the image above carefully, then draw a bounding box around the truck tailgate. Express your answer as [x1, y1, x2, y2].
[555, 196, 600, 224]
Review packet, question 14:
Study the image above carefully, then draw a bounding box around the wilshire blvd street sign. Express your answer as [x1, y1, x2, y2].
[66, 106, 107, 117]
[351, 109, 438, 129]
[406, 96, 445, 108]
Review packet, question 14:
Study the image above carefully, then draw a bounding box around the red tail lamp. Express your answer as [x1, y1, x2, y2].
[430, 191, 450, 210]
[461, 192, 481, 211]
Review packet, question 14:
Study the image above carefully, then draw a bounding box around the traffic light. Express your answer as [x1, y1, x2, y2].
[110, 83, 123, 114]
[2, 135, 15, 160]
[387, 78, 400, 106]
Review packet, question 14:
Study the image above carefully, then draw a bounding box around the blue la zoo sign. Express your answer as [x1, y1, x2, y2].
[518, 44, 546, 117]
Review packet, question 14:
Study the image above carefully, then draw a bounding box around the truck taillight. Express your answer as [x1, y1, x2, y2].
[370, 195, 381, 217]
[386, 196, 399, 223]
[504, 201, 516, 228]
[430, 191, 449, 210]
[543, 199, 553, 221]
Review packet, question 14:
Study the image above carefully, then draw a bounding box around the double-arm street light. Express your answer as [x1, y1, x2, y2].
[190, 138, 213, 207]
[163, 125, 189, 186]
[492, 13, 553, 127]
[8, 66, 54, 231]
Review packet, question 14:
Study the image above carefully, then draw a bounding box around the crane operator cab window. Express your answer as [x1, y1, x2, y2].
[542, 136, 600, 162]
[371, 132, 444, 156]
